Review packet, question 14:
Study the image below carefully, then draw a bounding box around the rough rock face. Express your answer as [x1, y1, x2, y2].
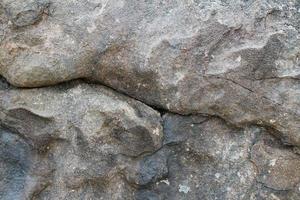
[0, 0, 300, 199]
[0, 81, 163, 199]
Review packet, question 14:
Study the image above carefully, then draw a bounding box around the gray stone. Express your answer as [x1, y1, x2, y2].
[0, 127, 32, 200]
[0, 0, 300, 146]
[123, 148, 169, 186]
[0, 81, 163, 199]
[2, 0, 50, 28]
[141, 114, 300, 200]
[0, 0, 300, 199]
[0, 83, 299, 199]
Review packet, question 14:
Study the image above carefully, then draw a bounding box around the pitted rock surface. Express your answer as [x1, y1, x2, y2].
[0, 0, 300, 199]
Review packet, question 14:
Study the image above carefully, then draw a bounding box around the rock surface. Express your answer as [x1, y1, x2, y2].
[1, 0, 300, 146]
[0, 81, 163, 199]
[0, 0, 300, 199]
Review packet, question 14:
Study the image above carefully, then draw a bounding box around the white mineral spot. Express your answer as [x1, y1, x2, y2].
[166, 103, 171, 109]
[174, 72, 185, 84]
[278, 30, 285, 34]
[179, 184, 190, 194]
[270, 193, 280, 200]
[269, 159, 277, 166]
[153, 127, 160, 136]
[238, 172, 246, 183]
[269, 119, 276, 124]
[98, 0, 108, 15]
[215, 173, 221, 179]
[159, 179, 170, 185]
[236, 56, 241, 62]
[204, 50, 209, 57]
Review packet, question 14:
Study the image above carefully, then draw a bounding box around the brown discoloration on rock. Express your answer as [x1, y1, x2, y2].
[0, 0, 300, 199]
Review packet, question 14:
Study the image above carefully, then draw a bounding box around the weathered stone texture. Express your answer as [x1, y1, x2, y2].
[0, 0, 300, 199]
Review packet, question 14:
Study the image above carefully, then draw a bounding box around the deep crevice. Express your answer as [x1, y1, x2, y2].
[1, 76, 299, 149]
[0, 75, 14, 90]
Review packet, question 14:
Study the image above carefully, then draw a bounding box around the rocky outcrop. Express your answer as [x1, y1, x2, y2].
[0, 81, 163, 199]
[0, 85, 299, 199]
[1, 0, 300, 146]
[0, 0, 300, 199]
